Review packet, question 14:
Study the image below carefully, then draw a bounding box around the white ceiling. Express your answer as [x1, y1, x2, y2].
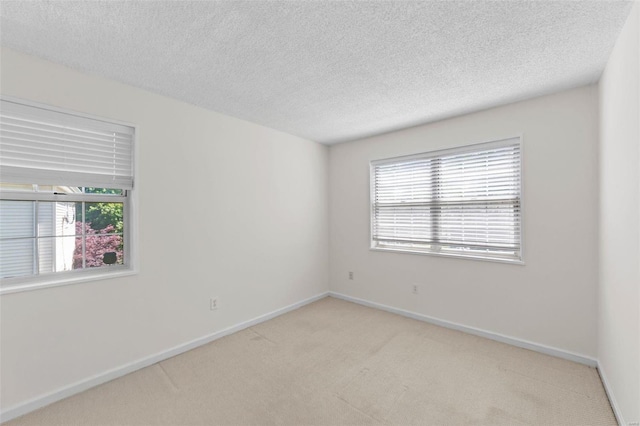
[0, 1, 633, 144]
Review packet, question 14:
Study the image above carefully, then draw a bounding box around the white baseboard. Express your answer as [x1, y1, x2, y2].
[329, 291, 597, 367]
[597, 361, 625, 426]
[0, 291, 329, 424]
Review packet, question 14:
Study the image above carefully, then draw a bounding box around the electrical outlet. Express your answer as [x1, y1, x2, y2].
[210, 297, 218, 310]
[412, 284, 419, 295]
[349, 271, 354, 280]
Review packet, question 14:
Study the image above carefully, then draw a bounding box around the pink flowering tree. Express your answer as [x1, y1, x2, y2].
[73, 222, 123, 268]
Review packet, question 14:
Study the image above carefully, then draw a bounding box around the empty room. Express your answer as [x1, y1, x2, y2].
[0, 1, 638, 425]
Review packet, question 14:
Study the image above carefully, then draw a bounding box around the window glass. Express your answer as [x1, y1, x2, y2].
[0, 196, 126, 279]
[0, 98, 134, 290]
[371, 138, 522, 262]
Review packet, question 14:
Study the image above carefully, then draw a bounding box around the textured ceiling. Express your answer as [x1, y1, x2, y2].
[0, 1, 633, 144]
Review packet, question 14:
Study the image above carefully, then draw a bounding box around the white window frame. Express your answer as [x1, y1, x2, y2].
[0, 96, 138, 294]
[369, 136, 524, 265]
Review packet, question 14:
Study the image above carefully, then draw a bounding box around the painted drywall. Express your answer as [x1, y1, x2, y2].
[598, 2, 640, 424]
[0, 47, 329, 411]
[329, 86, 599, 359]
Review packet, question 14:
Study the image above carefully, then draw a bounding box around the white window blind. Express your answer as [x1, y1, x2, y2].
[371, 138, 522, 262]
[0, 99, 134, 189]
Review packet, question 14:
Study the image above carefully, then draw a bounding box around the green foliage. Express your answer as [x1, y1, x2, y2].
[76, 188, 124, 233]
[84, 187, 121, 195]
[86, 202, 123, 233]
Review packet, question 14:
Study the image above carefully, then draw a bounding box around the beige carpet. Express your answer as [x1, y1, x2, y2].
[6, 297, 615, 426]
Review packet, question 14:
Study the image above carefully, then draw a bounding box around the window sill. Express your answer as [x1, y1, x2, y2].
[0, 267, 138, 295]
[369, 246, 525, 265]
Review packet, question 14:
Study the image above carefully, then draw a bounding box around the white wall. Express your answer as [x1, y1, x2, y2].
[329, 86, 599, 359]
[598, 2, 640, 424]
[0, 47, 329, 411]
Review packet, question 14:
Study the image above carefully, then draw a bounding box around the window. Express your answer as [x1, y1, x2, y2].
[0, 98, 135, 291]
[370, 137, 522, 263]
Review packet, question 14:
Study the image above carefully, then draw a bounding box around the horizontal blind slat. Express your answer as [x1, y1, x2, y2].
[371, 139, 521, 261]
[0, 130, 132, 154]
[1, 145, 132, 167]
[0, 100, 134, 189]
[0, 119, 133, 144]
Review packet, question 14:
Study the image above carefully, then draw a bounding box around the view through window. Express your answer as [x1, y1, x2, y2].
[0, 98, 134, 289]
[0, 185, 126, 280]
